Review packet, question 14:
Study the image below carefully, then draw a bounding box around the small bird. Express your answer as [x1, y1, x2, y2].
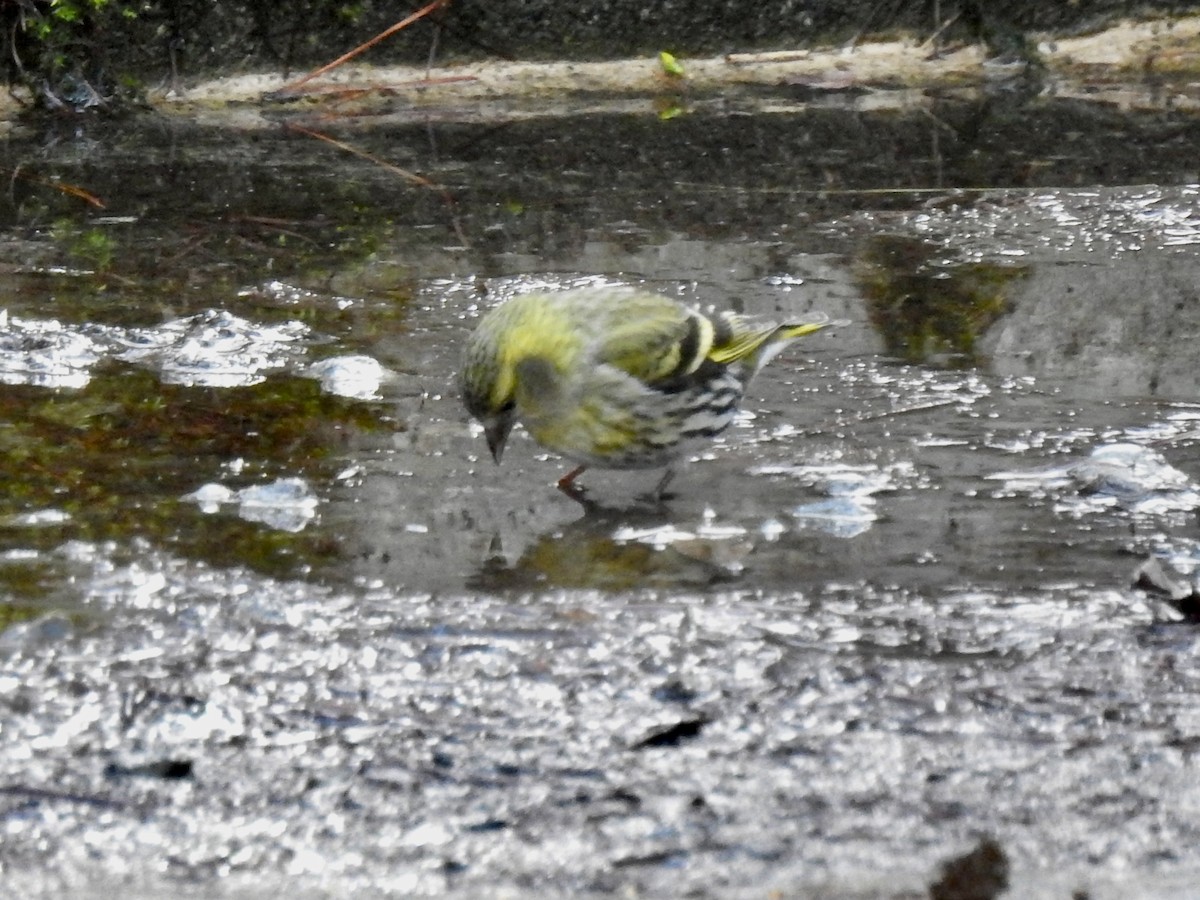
[460, 286, 835, 498]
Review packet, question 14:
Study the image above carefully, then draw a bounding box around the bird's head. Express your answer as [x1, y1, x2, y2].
[460, 294, 579, 465]
[460, 333, 518, 464]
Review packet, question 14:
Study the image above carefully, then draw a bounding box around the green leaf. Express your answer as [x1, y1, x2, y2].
[659, 51, 685, 78]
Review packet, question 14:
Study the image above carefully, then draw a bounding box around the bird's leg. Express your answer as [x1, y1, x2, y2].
[651, 466, 676, 502]
[557, 465, 589, 501]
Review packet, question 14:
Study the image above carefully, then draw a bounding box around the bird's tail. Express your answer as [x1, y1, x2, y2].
[710, 312, 843, 373]
[778, 319, 836, 340]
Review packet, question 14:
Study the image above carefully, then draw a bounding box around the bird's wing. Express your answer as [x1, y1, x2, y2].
[588, 290, 713, 385]
[584, 290, 831, 384]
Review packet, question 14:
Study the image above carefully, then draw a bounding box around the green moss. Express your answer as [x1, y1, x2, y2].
[855, 234, 1027, 367]
[0, 364, 394, 579]
[0, 558, 58, 602]
[0, 600, 55, 630]
[69, 226, 116, 272]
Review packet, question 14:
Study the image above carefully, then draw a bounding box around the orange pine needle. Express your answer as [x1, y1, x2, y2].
[9, 167, 106, 208]
[50, 181, 106, 209]
[284, 123, 438, 189]
[284, 123, 469, 248]
[275, 0, 450, 96]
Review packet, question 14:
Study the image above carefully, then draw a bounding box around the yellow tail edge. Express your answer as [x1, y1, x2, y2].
[779, 316, 849, 340]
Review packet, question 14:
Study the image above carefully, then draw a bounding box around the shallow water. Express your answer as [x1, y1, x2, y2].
[2, 86, 1200, 898]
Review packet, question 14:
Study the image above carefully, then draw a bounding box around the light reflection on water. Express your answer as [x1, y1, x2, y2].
[0, 309, 313, 389]
[853, 184, 1200, 260]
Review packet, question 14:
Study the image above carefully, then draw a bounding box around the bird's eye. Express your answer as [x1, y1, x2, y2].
[498, 399, 516, 414]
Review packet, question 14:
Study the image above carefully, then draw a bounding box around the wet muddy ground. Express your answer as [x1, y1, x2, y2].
[2, 74, 1200, 898]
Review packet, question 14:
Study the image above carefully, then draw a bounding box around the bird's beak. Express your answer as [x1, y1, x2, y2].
[484, 417, 512, 464]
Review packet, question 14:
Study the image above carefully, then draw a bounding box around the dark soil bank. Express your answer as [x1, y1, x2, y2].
[7, 0, 1200, 95]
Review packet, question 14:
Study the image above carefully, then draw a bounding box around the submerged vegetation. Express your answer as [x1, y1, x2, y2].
[0, 365, 393, 582]
[856, 235, 1027, 367]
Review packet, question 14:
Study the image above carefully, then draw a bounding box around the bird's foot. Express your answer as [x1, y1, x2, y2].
[557, 465, 592, 507]
[643, 467, 677, 506]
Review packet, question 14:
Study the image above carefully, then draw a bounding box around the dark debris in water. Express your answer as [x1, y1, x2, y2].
[1132, 557, 1200, 623]
[631, 715, 710, 750]
[929, 836, 1010, 900]
[103, 758, 195, 781]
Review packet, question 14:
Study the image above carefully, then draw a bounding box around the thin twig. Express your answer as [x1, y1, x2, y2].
[285, 123, 440, 189]
[273, 0, 449, 97]
[6, 165, 106, 208]
[851, 398, 960, 424]
[284, 123, 469, 248]
[274, 74, 476, 100]
[921, 11, 963, 52]
[0, 785, 123, 809]
[724, 50, 812, 66]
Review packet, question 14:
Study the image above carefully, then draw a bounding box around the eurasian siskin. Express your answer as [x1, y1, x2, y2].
[460, 285, 836, 496]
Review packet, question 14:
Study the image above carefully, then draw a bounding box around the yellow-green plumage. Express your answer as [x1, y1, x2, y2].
[460, 286, 834, 494]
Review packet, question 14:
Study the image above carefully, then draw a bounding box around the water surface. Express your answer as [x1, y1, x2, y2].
[1, 87, 1199, 898]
